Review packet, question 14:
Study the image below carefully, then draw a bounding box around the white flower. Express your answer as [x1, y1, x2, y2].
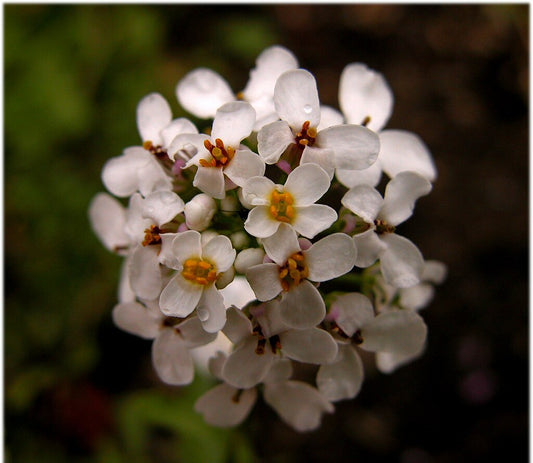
[184, 193, 217, 231]
[159, 230, 236, 332]
[257, 69, 380, 178]
[176, 45, 298, 131]
[246, 223, 356, 329]
[341, 171, 432, 288]
[317, 293, 427, 401]
[102, 93, 198, 198]
[168, 101, 265, 199]
[112, 299, 216, 385]
[335, 64, 437, 188]
[242, 163, 336, 239]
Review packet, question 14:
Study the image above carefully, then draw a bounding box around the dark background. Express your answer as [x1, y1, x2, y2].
[5, 4, 528, 463]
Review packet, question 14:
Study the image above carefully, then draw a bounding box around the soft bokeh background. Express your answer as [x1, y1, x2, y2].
[5, 4, 528, 463]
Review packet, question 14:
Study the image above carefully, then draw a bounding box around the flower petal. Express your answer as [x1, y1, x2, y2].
[361, 310, 428, 356]
[101, 147, 150, 197]
[280, 327, 338, 364]
[264, 358, 293, 383]
[112, 301, 161, 339]
[300, 145, 336, 179]
[177, 316, 218, 347]
[223, 306, 253, 344]
[160, 117, 199, 148]
[353, 229, 386, 268]
[197, 285, 227, 333]
[176, 68, 235, 119]
[376, 348, 425, 374]
[195, 383, 257, 427]
[341, 184, 383, 223]
[129, 245, 162, 300]
[274, 69, 321, 129]
[379, 130, 437, 182]
[88, 193, 129, 252]
[211, 101, 256, 148]
[317, 344, 364, 401]
[317, 105, 344, 131]
[339, 63, 393, 132]
[335, 160, 383, 188]
[305, 233, 356, 282]
[136, 92, 172, 144]
[292, 205, 337, 239]
[379, 171, 432, 226]
[263, 380, 334, 432]
[222, 335, 275, 388]
[142, 191, 185, 226]
[379, 234, 424, 288]
[152, 328, 194, 385]
[159, 275, 203, 317]
[262, 223, 301, 266]
[257, 120, 294, 164]
[244, 206, 281, 238]
[224, 148, 266, 187]
[318, 124, 380, 170]
[400, 283, 435, 311]
[284, 163, 331, 206]
[246, 263, 283, 301]
[331, 292, 374, 337]
[422, 260, 448, 284]
[193, 166, 225, 199]
[170, 230, 202, 264]
[167, 133, 209, 162]
[202, 234, 236, 273]
[280, 280, 325, 329]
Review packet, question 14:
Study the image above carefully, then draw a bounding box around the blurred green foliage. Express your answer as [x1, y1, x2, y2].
[5, 4, 279, 462]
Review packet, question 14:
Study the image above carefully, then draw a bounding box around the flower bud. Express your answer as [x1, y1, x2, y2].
[185, 193, 217, 231]
[234, 248, 266, 274]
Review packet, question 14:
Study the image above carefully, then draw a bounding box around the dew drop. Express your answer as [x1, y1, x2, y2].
[197, 306, 210, 322]
[303, 104, 312, 114]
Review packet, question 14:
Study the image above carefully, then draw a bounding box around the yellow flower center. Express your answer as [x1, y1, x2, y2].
[278, 251, 309, 291]
[200, 138, 235, 168]
[181, 258, 218, 286]
[269, 190, 296, 223]
[294, 120, 317, 149]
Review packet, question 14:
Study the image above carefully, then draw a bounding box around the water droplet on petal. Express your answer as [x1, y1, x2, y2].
[197, 306, 209, 322]
[303, 104, 312, 114]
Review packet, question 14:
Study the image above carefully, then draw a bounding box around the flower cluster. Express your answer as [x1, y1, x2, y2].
[90, 45, 446, 432]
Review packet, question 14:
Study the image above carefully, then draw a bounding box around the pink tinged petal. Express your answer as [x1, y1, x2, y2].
[263, 358, 293, 384]
[202, 234, 236, 273]
[167, 133, 210, 162]
[335, 160, 383, 188]
[136, 92, 172, 144]
[222, 336, 275, 388]
[223, 306, 253, 344]
[339, 63, 393, 132]
[246, 263, 283, 301]
[317, 105, 344, 131]
[305, 233, 356, 282]
[284, 163, 331, 206]
[159, 275, 203, 317]
[177, 316, 217, 348]
[170, 230, 202, 265]
[176, 68, 235, 119]
[197, 285, 227, 333]
[242, 45, 299, 101]
[263, 380, 334, 432]
[318, 124, 380, 170]
[89, 193, 129, 252]
[280, 280, 325, 329]
[280, 328, 338, 364]
[160, 118, 199, 148]
[193, 166, 226, 199]
[376, 348, 425, 374]
[379, 130, 437, 182]
[317, 344, 364, 401]
[379, 234, 425, 288]
[244, 206, 281, 238]
[423, 260, 448, 284]
[361, 310, 428, 356]
[292, 205, 337, 239]
[274, 69, 321, 129]
[300, 146, 336, 179]
[379, 171, 432, 226]
[341, 184, 383, 223]
[262, 223, 301, 266]
[112, 301, 161, 339]
[129, 245, 162, 300]
[332, 293, 374, 337]
[224, 148, 266, 188]
[257, 120, 294, 164]
[242, 175, 275, 206]
[353, 229, 386, 268]
[101, 147, 150, 197]
[400, 283, 435, 311]
[211, 101, 256, 148]
[195, 383, 257, 427]
[142, 191, 185, 226]
[152, 328, 194, 385]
